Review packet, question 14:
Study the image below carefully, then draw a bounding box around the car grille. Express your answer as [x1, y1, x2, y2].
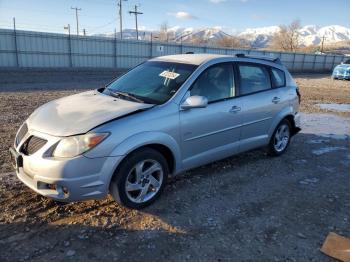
[21, 136, 47, 155]
[15, 123, 28, 146]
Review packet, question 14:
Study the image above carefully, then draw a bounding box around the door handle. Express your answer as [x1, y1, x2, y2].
[229, 105, 241, 113]
[272, 97, 281, 104]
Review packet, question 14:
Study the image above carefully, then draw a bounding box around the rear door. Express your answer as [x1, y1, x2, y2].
[236, 63, 284, 152]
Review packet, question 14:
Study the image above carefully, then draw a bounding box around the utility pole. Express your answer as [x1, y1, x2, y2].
[129, 5, 143, 40]
[13, 17, 19, 67]
[71, 7, 81, 36]
[64, 24, 72, 67]
[117, 0, 127, 39]
[320, 35, 326, 53]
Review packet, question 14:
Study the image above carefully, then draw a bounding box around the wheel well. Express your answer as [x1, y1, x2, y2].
[284, 115, 295, 128]
[126, 144, 175, 174]
[284, 115, 299, 135]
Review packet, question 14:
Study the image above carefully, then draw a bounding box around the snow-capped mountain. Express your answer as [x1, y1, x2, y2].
[238, 25, 350, 48]
[315, 25, 350, 44]
[174, 27, 230, 41]
[238, 26, 280, 48]
[94, 27, 231, 42]
[93, 25, 350, 48]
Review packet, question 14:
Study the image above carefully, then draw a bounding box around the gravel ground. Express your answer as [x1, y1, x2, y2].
[0, 72, 349, 261]
[295, 74, 350, 117]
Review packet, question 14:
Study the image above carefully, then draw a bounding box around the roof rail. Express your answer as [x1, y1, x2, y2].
[235, 53, 282, 65]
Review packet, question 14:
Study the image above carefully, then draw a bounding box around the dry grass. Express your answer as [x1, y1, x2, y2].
[295, 75, 350, 116]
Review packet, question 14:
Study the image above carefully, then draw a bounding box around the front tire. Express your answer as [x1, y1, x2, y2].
[110, 148, 168, 209]
[268, 119, 291, 156]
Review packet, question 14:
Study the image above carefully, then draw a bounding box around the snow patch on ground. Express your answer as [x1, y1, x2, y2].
[295, 159, 307, 164]
[317, 103, 350, 113]
[300, 113, 350, 140]
[312, 146, 347, 156]
[307, 139, 330, 144]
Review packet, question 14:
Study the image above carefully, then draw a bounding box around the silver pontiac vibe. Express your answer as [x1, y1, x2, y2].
[10, 54, 301, 209]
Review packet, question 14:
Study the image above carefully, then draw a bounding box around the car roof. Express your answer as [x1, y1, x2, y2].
[150, 53, 284, 69]
[150, 54, 229, 65]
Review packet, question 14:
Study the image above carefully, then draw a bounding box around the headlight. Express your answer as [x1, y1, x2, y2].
[53, 133, 109, 158]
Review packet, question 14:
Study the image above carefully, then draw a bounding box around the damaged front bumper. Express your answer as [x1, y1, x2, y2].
[9, 129, 123, 202]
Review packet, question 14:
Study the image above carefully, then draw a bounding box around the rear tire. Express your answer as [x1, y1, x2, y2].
[110, 148, 168, 209]
[268, 119, 291, 156]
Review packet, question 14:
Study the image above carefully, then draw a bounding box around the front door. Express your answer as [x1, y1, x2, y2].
[179, 62, 242, 170]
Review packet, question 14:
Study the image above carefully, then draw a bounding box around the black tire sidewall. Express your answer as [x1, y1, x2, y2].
[110, 148, 169, 209]
[269, 119, 291, 156]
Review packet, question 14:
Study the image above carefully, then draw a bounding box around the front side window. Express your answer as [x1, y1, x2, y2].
[238, 64, 271, 95]
[271, 67, 286, 88]
[190, 63, 235, 103]
[104, 61, 197, 104]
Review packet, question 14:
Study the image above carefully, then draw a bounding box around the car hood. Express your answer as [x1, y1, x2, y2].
[27, 90, 154, 136]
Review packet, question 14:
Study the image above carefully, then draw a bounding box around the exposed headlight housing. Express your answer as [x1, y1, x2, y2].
[53, 133, 109, 158]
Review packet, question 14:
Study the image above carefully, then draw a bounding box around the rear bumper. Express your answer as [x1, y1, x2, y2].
[292, 112, 301, 136]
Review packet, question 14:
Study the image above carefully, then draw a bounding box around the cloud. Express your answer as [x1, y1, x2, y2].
[168, 11, 198, 20]
[209, 0, 227, 3]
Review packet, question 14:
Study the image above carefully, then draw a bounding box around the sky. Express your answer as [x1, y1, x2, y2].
[0, 0, 349, 35]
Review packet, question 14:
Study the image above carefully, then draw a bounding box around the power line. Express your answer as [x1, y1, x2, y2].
[71, 7, 82, 36]
[87, 18, 117, 34]
[117, 0, 127, 39]
[129, 5, 143, 40]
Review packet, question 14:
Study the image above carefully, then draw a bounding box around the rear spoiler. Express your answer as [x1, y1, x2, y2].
[236, 53, 282, 65]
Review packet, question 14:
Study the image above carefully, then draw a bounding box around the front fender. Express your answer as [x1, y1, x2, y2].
[109, 131, 182, 173]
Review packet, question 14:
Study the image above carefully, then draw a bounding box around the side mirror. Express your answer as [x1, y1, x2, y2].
[181, 96, 208, 110]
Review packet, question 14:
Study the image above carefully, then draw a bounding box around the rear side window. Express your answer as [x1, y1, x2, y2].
[238, 64, 271, 95]
[271, 68, 286, 88]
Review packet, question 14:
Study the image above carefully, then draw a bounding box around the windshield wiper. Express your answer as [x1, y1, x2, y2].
[109, 90, 144, 103]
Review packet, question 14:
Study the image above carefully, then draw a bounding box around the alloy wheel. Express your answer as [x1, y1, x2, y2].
[125, 159, 164, 204]
[274, 124, 290, 152]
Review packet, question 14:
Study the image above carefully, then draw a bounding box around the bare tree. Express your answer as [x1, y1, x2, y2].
[191, 35, 208, 45]
[215, 35, 249, 48]
[159, 21, 169, 42]
[269, 20, 301, 52]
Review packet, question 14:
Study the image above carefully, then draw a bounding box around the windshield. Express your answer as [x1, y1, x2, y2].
[104, 61, 197, 104]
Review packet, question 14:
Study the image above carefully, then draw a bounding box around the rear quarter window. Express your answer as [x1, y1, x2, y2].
[271, 67, 286, 88]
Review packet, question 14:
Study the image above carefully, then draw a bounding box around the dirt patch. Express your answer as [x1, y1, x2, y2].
[295, 74, 350, 117]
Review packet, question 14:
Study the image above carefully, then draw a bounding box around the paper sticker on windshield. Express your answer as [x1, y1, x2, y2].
[159, 71, 180, 80]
